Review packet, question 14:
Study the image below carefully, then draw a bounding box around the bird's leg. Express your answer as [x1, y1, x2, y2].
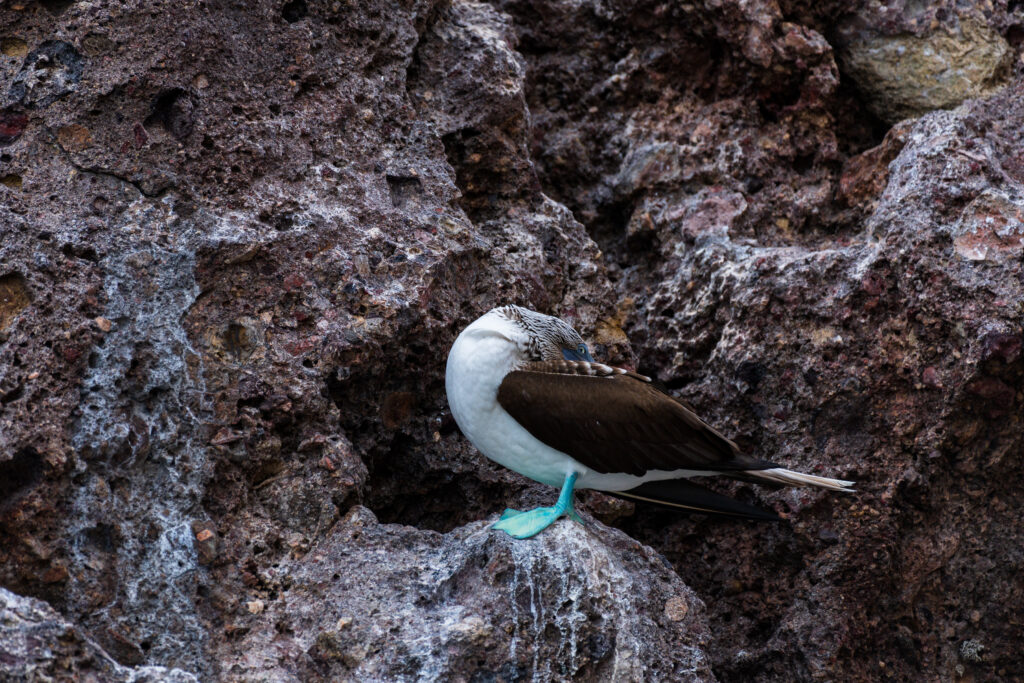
[493, 472, 581, 539]
[565, 487, 584, 524]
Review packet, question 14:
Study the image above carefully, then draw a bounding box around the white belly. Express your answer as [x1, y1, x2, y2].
[446, 331, 576, 488]
[445, 321, 713, 491]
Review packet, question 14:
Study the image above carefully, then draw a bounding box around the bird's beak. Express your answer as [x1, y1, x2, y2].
[562, 347, 595, 362]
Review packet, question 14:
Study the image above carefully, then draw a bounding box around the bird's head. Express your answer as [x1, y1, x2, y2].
[491, 304, 594, 363]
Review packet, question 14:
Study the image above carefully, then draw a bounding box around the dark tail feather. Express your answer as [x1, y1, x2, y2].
[609, 479, 782, 522]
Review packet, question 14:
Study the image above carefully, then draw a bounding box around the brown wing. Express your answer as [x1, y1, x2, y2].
[497, 361, 772, 476]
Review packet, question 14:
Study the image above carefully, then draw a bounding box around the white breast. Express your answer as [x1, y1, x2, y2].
[445, 313, 579, 488]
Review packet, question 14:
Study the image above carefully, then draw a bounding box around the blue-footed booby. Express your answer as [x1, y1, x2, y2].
[445, 305, 854, 539]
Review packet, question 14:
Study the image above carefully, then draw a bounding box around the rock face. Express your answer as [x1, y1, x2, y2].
[0, 587, 198, 682]
[613, 86, 1024, 681]
[1, 0, 1023, 681]
[222, 507, 714, 681]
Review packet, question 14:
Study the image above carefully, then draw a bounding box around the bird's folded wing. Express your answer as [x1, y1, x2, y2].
[497, 362, 772, 476]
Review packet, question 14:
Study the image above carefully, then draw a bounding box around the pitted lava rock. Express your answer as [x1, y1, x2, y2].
[0, 587, 198, 682]
[0, 0, 1022, 680]
[222, 507, 714, 681]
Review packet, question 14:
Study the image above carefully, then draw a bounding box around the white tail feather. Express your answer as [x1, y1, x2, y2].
[748, 467, 855, 491]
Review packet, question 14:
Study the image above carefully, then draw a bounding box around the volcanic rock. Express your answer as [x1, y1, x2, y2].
[1, 0, 1023, 680]
[838, 15, 1012, 124]
[222, 506, 714, 682]
[0, 586, 198, 682]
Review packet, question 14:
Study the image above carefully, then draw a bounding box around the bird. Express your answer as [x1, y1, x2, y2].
[445, 304, 854, 539]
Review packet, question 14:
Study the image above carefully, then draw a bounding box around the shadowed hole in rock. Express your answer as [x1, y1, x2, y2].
[594, 199, 640, 265]
[144, 88, 196, 141]
[439, 127, 499, 221]
[362, 438, 535, 533]
[281, 0, 307, 23]
[61, 243, 100, 262]
[40, 0, 75, 14]
[793, 153, 816, 174]
[1, 382, 24, 404]
[734, 360, 768, 392]
[1007, 25, 1024, 49]
[326, 359, 525, 533]
[385, 174, 422, 208]
[0, 447, 44, 509]
[222, 323, 255, 361]
[82, 522, 121, 552]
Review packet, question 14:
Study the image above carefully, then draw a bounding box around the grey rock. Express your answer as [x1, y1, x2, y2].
[223, 506, 715, 682]
[0, 587, 199, 682]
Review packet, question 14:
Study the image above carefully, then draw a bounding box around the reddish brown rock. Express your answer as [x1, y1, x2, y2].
[837, 120, 912, 208]
[1, 0, 1023, 680]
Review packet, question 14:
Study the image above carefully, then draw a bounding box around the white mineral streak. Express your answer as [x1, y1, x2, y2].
[68, 198, 211, 672]
[505, 521, 650, 682]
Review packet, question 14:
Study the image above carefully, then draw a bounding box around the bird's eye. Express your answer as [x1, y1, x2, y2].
[577, 343, 587, 354]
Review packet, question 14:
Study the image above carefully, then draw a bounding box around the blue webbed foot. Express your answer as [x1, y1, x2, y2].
[493, 506, 565, 539]
[491, 473, 582, 539]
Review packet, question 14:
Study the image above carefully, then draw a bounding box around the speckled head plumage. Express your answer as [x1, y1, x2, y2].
[493, 304, 591, 362]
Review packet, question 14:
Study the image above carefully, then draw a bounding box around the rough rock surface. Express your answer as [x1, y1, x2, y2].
[837, 14, 1012, 124]
[223, 506, 713, 681]
[1, 0, 1023, 681]
[0, 587, 198, 682]
[614, 86, 1024, 681]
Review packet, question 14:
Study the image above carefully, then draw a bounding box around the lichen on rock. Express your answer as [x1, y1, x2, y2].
[0, 587, 199, 683]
